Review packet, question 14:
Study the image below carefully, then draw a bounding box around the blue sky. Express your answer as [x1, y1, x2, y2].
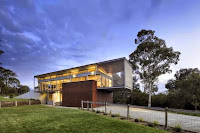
[0, 0, 200, 92]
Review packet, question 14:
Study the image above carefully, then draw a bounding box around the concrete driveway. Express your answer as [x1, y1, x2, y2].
[95, 105, 200, 133]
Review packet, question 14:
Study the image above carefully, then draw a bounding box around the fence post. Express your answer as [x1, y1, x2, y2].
[127, 104, 130, 119]
[81, 100, 83, 109]
[29, 100, 31, 105]
[165, 107, 168, 128]
[105, 102, 107, 113]
[15, 101, 17, 106]
[0, 101, 1, 108]
[91, 101, 93, 111]
[87, 100, 89, 111]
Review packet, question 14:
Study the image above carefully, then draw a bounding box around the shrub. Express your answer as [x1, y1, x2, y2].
[103, 113, 107, 115]
[101, 111, 105, 114]
[120, 116, 126, 120]
[153, 121, 158, 126]
[9, 94, 14, 99]
[111, 114, 116, 117]
[139, 117, 144, 122]
[109, 110, 112, 115]
[96, 110, 101, 113]
[115, 113, 120, 117]
[134, 118, 139, 122]
[92, 109, 95, 112]
[147, 122, 154, 127]
[174, 124, 181, 132]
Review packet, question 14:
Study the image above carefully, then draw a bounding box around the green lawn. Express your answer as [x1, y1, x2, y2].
[0, 96, 28, 101]
[0, 105, 169, 133]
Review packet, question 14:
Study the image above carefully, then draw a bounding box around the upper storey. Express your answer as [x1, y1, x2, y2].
[34, 57, 133, 92]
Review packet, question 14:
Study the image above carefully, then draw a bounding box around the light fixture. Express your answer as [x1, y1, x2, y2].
[73, 74, 76, 78]
[91, 72, 95, 75]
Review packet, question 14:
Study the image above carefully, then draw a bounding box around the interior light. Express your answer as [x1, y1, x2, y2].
[91, 72, 95, 75]
[73, 74, 76, 77]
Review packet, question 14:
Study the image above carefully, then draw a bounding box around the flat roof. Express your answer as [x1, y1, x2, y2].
[34, 57, 131, 78]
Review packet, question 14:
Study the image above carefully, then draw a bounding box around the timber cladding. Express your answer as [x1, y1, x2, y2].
[0, 100, 41, 107]
[62, 80, 97, 107]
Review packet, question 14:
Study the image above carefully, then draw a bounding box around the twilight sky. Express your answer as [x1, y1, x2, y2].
[0, 0, 200, 92]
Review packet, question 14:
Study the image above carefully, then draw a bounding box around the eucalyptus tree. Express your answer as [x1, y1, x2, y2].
[0, 40, 3, 65]
[129, 29, 180, 107]
[0, 40, 20, 95]
[166, 68, 200, 110]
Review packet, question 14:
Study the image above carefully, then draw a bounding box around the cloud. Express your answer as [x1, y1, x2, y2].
[0, 0, 200, 91]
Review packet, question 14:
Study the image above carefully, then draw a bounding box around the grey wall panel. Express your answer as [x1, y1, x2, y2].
[124, 60, 133, 89]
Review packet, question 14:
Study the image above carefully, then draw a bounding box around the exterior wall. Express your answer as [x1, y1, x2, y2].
[124, 59, 133, 90]
[97, 91, 113, 103]
[62, 80, 97, 107]
[62, 80, 114, 107]
[52, 91, 62, 105]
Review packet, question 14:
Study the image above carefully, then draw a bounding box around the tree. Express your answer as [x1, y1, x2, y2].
[0, 41, 21, 96]
[8, 77, 20, 88]
[18, 85, 30, 94]
[129, 29, 180, 107]
[0, 41, 4, 93]
[166, 68, 200, 110]
[0, 39, 4, 65]
[0, 68, 17, 88]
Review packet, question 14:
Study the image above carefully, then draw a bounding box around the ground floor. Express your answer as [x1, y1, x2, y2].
[17, 80, 114, 106]
[45, 80, 113, 107]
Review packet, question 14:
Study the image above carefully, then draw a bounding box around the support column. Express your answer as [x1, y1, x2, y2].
[47, 81, 49, 104]
[34, 77, 35, 91]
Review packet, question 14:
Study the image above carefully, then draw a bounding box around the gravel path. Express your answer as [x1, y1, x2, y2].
[95, 105, 200, 132]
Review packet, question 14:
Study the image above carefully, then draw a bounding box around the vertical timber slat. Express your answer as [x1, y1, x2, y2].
[87, 100, 89, 111]
[81, 100, 83, 109]
[127, 104, 129, 119]
[165, 107, 168, 128]
[91, 101, 93, 111]
[105, 102, 107, 113]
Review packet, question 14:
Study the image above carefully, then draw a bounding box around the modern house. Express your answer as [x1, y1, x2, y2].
[34, 57, 133, 107]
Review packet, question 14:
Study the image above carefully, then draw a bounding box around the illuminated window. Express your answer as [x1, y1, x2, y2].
[71, 77, 79, 82]
[63, 73, 70, 76]
[88, 75, 101, 87]
[57, 80, 63, 90]
[50, 81, 57, 90]
[56, 75, 63, 77]
[45, 77, 50, 79]
[63, 79, 70, 83]
[51, 75, 56, 79]
[102, 77, 106, 87]
[79, 77, 86, 81]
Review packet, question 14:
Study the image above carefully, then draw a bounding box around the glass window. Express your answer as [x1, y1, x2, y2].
[51, 75, 56, 79]
[57, 80, 63, 90]
[63, 73, 70, 76]
[88, 75, 101, 87]
[79, 77, 86, 81]
[63, 79, 70, 83]
[71, 77, 79, 82]
[102, 77, 106, 87]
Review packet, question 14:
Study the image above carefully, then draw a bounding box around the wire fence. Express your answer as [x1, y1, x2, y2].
[81, 100, 200, 133]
